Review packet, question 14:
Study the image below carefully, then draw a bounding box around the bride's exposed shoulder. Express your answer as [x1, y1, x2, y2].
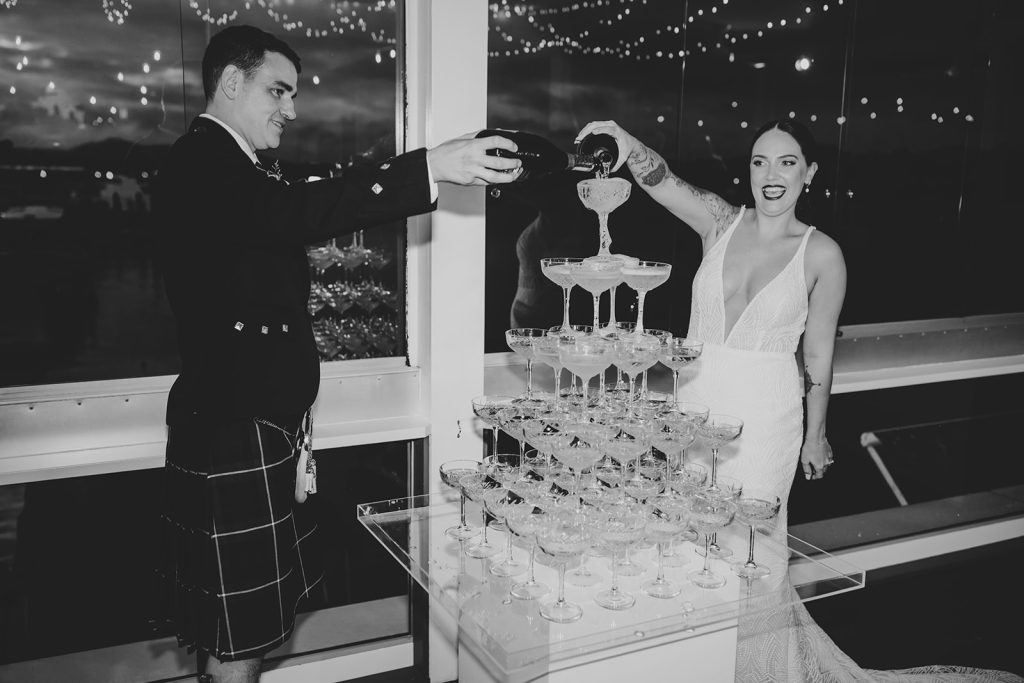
[805, 228, 844, 265]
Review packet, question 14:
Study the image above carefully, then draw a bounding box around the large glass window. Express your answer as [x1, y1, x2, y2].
[0, 0, 405, 388]
[484, 0, 1023, 353]
[0, 440, 421, 679]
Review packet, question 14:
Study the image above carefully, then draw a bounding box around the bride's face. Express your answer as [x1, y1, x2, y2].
[749, 128, 817, 218]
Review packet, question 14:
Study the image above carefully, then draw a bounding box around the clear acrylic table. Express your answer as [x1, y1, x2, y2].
[357, 492, 864, 683]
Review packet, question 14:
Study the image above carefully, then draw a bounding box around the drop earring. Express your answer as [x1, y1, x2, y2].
[803, 184, 811, 193]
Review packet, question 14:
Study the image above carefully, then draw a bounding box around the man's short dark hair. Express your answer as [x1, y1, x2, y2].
[202, 25, 301, 102]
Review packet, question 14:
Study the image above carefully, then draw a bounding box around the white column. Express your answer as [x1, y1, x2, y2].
[405, 2, 489, 681]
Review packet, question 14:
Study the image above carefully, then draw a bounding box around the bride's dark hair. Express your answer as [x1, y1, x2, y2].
[748, 119, 818, 165]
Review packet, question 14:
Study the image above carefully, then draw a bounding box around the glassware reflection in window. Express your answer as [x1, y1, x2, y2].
[0, 0, 405, 386]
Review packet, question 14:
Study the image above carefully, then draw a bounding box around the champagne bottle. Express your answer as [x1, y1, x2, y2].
[476, 129, 619, 182]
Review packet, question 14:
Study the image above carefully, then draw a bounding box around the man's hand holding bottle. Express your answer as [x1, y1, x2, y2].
[426, 132, 524, 186]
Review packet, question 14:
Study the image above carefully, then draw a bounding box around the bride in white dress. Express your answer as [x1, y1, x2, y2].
[575, 119, 1022, 683]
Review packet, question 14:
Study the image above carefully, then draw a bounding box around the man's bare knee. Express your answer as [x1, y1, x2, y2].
[203, 653, 262, 683]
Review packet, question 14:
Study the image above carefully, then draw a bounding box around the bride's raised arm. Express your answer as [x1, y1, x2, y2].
[575, 120, 741, 244]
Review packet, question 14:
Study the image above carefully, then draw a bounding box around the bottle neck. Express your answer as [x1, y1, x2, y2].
[568, 153, 598, 172]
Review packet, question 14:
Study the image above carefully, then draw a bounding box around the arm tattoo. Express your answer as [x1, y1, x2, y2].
[630, 145, 739, 234]
[670, 177, 740, 236]
[803, 365, 822, 395]
[628, 145, 668, 187]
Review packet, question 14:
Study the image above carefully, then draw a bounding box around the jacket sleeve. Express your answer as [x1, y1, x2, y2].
[161, 142, 437, 247]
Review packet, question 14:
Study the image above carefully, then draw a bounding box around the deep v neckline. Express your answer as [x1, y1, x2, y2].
[719, 218, 811, 345]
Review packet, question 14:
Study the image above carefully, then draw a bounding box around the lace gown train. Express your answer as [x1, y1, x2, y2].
[678, 210, 1021, 683]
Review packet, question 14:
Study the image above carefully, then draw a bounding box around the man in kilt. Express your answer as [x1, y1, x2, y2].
[156, 25, 521, 683]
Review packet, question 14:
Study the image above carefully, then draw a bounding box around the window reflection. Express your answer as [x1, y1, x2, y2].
[0, 440, 416, 672]
[0, 0, 404, 387]
[484, 0, 1021, 352]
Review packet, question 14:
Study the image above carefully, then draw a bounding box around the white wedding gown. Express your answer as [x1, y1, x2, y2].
[678, 210, 1021, 683]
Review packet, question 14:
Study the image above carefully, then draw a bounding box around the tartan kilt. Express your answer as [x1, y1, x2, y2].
[162, 415, 323, 661]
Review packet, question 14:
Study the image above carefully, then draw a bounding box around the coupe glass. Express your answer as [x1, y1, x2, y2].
[552, 438, 604, 504]
[620, 261, 672, 335]
[650, 425, 696, 484]
[566, 505, 607, 587]
[594, 504, 646, 610]
[643, 494, 690, 598]
[604, 429, 648, 484]
[484, 493, 528, 577]
[569, 259, 623, 331]
[537, 513, 591, 623]
[733, 490, 782, 579]
[497, 404, 538, 461]
[697, 413, 744, 490]
[592, 254, 639, 335]
[439, 459, 483, 540]
[659, 337, 704, 404]
[557, 334, 613, 406]
[505, 328, 547, 400]
[533, 334, 565, 401]
[522, 417, 570, 474]
[672, 401, 710, 431]
[577, 177, 632, 259]
[661, 462, 707, 565]
[687, 490, 737, 589]
[471, 395, 516, 456]
[540, 257, 584, 333]
[612, 333, 662, 411]
[701, 475, 743, 560]
[547, 324, 592, 398]
[618, 415, 657, 479]
[481, 452, 521, 534]
[505, 505, 551, 600]
[458, 472, 503, 559]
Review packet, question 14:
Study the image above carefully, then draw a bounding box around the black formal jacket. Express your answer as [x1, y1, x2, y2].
[155, 116, 435, 424]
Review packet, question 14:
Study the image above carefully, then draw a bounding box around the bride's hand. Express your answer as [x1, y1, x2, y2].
[801, 438, 834, 480]
[573, 120, 639, 173]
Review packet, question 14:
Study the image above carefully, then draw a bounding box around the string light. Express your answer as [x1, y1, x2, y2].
[101, 0, 132, 25]
[1, 0, 980, 133]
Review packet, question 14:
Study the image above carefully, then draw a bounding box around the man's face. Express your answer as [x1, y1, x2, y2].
[233, 51, 297, 151]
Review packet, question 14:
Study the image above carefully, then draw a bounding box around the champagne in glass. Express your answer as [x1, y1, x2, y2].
[577, 177, 631, 259]
[612, 334, 662, 412]
[547, 324, 593, 399]
[541, 257, 583, 333]
[556, 335, 613, 406]
[569, 260, 623, 331]
[621, 261, 672, 335]
[583, 254, 638, 335]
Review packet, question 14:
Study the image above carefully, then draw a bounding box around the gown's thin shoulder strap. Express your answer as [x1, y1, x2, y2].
[797, 225, 816, 260]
